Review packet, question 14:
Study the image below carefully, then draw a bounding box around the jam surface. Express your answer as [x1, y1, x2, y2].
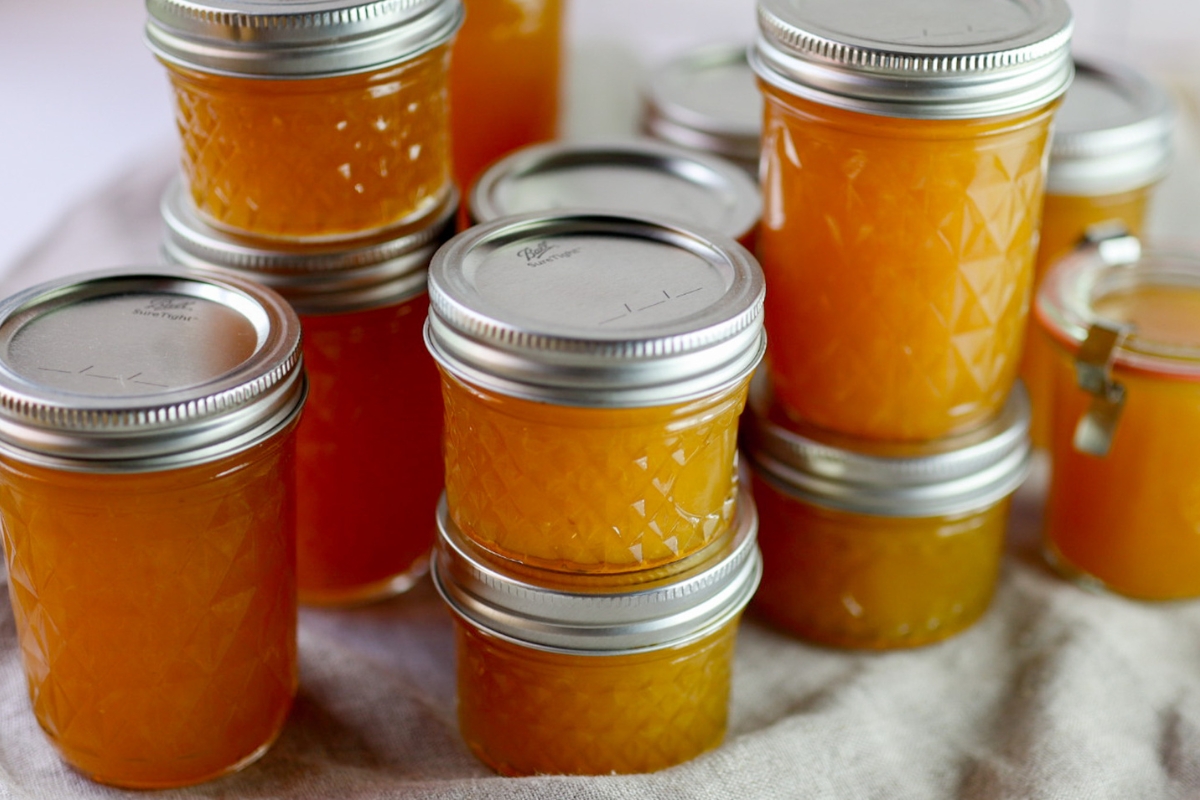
[440, 371, 747, 572]
[758, 89, 1056, 440]
[167, 48, 452, 241]
[0, 432, 298, 789]
[296, 298, 443, 606]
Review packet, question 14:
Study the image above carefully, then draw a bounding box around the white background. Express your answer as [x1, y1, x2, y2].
[1, 0, 1198, 274]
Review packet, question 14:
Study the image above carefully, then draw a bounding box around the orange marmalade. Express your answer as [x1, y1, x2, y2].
[1040, 246, 1200, 600]
[750, 0, 1073, 440]
[0, 269, 306, 788]
[450, 0, 563, 192]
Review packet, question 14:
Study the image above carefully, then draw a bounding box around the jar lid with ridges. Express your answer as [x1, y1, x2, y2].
[431, 490, 762, 655]
[0, 268, 305, 472]
[752, 0, 1074, 119]
[145, 0, 464, 78]
[468, 139, 761, 245]
[642, 44, 763, 169]
[1046, 58, 1174, 196]
[742, 374, 1032, 516]
[162, 179, 458, 314]
[425, 212, 766, 407]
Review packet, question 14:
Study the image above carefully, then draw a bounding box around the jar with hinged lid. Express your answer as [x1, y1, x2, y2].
[751, 0, 1073, 440]
[162, 181, 457, 606]
[0, 268, 306, 788]
[1037, 234, 1200, 600]
[145, 0, 463, 243]
[431, 487, 761, 775]
[1020, 58, 1173, 448]
[425, 212, 765, 573]
[742, 375, 1031, 649]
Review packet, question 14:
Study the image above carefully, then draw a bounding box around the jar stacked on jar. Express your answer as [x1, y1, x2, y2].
[740, 0, 1073, 649]
[424, 212, 765, 774]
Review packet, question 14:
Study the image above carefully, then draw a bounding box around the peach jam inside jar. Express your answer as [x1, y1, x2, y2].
[751, 0, 1073, 441]
[1021, 58, 1174, 448]
[0, 269, 306, 789]
[145, 0, 463, 243]
[162, 182, 458, 607]
[468, 139, 762, 251]
[425, 212, 765, 574]
[742, 375, 1031, 649]
[431, 489, 761, 776]
[1038, 236, 1200, 600]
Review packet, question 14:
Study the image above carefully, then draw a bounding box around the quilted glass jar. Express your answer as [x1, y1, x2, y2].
[1038, 237, 1200, 600]
[163, 182, 457, 606]
[425, 212, 765, 573]
[1021, 59, 1173, 447]
[743, 376, 1031, 649]
[0, 269, 306, 788]
[145, 0, 463, 242]
[751, 0, 1073, 440]
[431, 489, 761, 775]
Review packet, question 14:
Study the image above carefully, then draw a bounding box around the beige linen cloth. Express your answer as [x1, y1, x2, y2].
[2, 151, 1200, 800]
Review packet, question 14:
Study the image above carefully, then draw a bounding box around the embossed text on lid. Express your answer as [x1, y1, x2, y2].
[0, 268, 305, 471]
[752, 0, 1074, 119]
[425, 212, 766, 407]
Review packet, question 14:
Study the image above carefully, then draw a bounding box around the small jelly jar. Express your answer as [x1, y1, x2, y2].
[449, 0, 564, 192]
[0, 269, 305, 788]
[431, 489, 761, 775]
[1020, 59, 1173, 448]
[751, 0, 1073, 441]
[1038, 235, 1200, 600]
[145, 0, 463, 243]
[742, 376, 1031, 649]
[468, 139, 762, 250]
[425, 212, 765, 573]
[642, 43, 762, 176]
[163, 181, 456, 606]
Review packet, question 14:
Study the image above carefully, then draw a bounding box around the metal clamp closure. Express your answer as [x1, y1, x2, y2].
[1073, 322, 1128, 457]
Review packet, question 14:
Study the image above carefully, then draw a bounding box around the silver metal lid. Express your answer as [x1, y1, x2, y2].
[751, 0, 1074, 119]
[161, 179, 457, 315]
[145, 0, 464, 78]
[425, 212, 766, 407]
[0, 268, 305, 472]
[468, 139, 761, 245]
[642, 44, 763, 169]
[431, 490, 762, 655]
[1046, 59, 1174, 196]
[743, 373, 1032, 517]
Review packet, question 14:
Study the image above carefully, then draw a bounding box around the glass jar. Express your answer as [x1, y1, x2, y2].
[468, 139, 762, 251]
[145, 0, 463, 243]
[163, 182, 457, 606]
[449, 0, 564, 192]
[0, 269, 306, 788]
[425, 212, 765, 573]
[431, 489, 761, 775]
[1021, 59, 1173, 448]
[642, 43, 762, 177]
[742, 376, 1031, 649]
[1038, 236, 1200, 600]
[751, 0, 1073, 441]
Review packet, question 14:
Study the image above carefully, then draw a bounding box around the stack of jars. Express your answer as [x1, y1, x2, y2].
[423, 211, 765, 774]
[738, 0, 1076, 648]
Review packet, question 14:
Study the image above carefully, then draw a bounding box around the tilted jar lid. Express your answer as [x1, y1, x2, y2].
[468, 139, 761, 245]
[431, 490, 762, 655]
[0, 268, 305, 472]
[161, 179, 458, 315]
[1046, 58, 1174, 196]
[145, 0, 464, 78]
[425, 212, 766, 407]
[751, 0, 1074, 119]
[642, 44, 763, 169]
[742, 373, 1032, 517]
